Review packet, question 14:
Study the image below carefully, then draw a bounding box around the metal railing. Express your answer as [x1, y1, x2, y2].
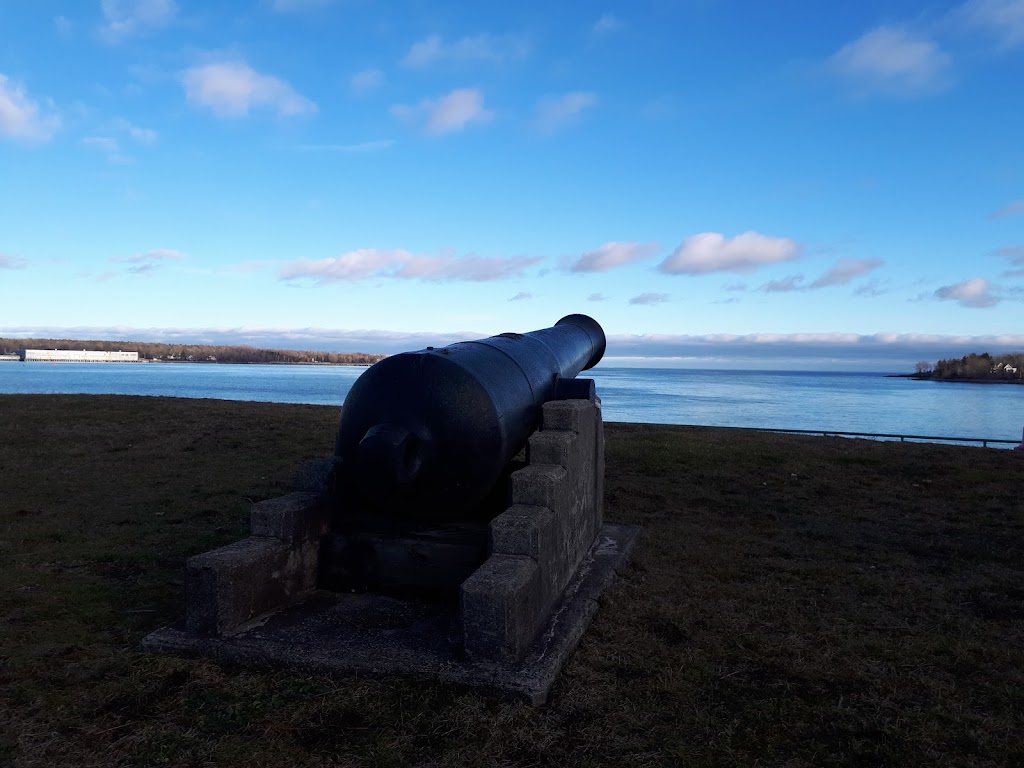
[667, 424, 1022, 449]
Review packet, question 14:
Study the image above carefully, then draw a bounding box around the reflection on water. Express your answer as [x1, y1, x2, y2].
[0, 362, 1021, 443]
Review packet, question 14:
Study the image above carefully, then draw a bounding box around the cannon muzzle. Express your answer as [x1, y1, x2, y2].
[335, 314, 605, 516]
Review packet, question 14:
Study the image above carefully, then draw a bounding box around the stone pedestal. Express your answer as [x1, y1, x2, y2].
[143, 396, 637, 704]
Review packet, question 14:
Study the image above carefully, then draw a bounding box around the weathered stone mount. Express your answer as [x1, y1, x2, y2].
[144, 395, 637, 704]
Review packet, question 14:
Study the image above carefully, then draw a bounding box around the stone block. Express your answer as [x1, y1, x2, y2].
[541, 398, 591, 433]
[290, 456, 341, 495]
[185, 536, 319, 635]
[527, 431, 572, 466]
[490, 504, 573, 623]
[250, 491, 327, 544]
[489, 504, 556, 560]
[461, 553, 541, 662]
[510, 464, 566, 509]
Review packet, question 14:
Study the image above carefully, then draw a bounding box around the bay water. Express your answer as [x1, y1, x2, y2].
[1, 362, 1021, 445]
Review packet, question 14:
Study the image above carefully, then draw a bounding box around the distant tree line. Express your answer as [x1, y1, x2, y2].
[914, 352, 1024, 381]
[0, 338, 385, 366]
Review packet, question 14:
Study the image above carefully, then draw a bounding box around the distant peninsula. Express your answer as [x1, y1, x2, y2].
[0, 337, 385, 366]
[899, 352, 1024, 384]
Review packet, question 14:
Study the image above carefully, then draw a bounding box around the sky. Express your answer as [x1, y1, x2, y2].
[1, 0, 1023, 371]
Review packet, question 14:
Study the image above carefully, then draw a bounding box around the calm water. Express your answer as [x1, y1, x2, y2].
[1, 362, 1021, 444]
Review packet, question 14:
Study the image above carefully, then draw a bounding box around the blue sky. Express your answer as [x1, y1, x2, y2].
[1, 0, 1023, 370]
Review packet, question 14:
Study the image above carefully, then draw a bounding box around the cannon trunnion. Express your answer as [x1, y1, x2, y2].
[334, 313, 606, 517]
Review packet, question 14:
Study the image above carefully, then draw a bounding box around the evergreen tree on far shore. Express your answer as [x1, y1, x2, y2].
[919, 353, 1024, 380]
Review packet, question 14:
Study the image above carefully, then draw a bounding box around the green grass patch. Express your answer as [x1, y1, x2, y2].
[1, 395, 1023, 767]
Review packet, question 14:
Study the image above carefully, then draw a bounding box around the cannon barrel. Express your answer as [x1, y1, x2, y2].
[335, 314, 605, 516]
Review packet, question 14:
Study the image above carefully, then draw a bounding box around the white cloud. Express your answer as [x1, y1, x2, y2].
[854, 280, 888, 297]
[381, 252, 539, 281]
[54, 16, 73, 36]
[660, 231, 802, 275]
[0, 253, 28, 269]
[400, 34, 528, 68]
[961, 0, 1024, 48]
[112, 248, 188, 263]
[508, 292, 533, 302]
[762, 275, 805, 293]
[831, 26, 951, 96]
[391, 88, 494, 137]
[570, 242, 659, 272]
[990, 199, 1024, 219]
[114, 118, 157, 144]
[996, 245, 1024, 264]
[283, 249, 408, 281]
[111, 248, 188, 274]
[100, 0, 177, 43]
[82, 121, 157, 163]
[534, 92, 597, 135]
[604, 331, 1024, 368]
[934, 277, 998, 308]
[758, 259, 883, 293]
[996, 246, 1024, 277]
[280, 249, 542, 283]
[350, 68, 384, 94]
[810, 258, 884, 288]
[587, 293, 607, 301]
[129, 125, 157, 143]
[593, 13, 621, 36]
[182, 61, 316, 119]
[629, 292, 670, 305]
[0, 74, 60, 143]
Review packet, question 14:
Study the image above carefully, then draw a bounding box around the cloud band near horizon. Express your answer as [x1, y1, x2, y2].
[3, 325, 1022, 370]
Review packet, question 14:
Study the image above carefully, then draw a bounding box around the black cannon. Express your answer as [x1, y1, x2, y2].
[335, 314, 605, 516]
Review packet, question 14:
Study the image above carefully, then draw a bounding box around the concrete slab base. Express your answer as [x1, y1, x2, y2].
[144, 524, 637, 705]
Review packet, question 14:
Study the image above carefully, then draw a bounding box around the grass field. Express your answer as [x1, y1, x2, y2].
[1, 394, 1023, 767]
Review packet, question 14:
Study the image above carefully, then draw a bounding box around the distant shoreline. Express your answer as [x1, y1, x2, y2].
[148, 359, 374, 367]
[6, 359, 375, 367]
[888, 373, 1024, 385]
[0, 338, 385, 367]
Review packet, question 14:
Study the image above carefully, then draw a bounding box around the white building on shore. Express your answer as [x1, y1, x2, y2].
[20, 349, 140, 363]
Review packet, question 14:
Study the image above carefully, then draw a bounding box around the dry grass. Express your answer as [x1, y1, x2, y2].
[1, 395, 1022, 767]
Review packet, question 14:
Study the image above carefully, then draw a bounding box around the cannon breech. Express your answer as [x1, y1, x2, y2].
[334, 314, 605, 516]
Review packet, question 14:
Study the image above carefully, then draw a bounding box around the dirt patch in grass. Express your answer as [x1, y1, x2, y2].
[1, 396, 1022, 767]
